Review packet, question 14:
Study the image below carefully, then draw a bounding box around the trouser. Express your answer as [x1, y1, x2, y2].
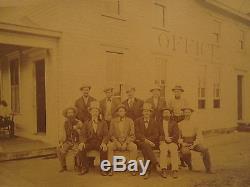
[107, 141, 137, 162]
[57, 142, 79, 169]
[159, 142, 179, 171]
[78, 141, 107, 170]
[181, 144, 212, 171]
[138, 142, 158, 171]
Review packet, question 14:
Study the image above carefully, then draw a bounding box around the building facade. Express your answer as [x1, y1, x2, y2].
[0, 0, 249, 144]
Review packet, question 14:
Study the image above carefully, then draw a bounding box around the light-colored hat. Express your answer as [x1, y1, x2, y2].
[80, 84, 91, 91]
[63, 107, 78, 118]
[142, 103, 153, 111]
[115, 104, 127, 112]
[161, 106, 173, 113]
[88, 101, 101, 111]
[150, 85, 161, 92]
[172, 85, 184, 92]
[103, 87, 113, 92]
[181, 107, 194, 112]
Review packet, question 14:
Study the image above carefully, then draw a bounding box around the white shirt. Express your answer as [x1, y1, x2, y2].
[105, 98, 112, 120]
[153, 97, 158, 108]
[169, 97, 188, 116]
[92, 119, 98, 133]
[162, 120, 169, 137]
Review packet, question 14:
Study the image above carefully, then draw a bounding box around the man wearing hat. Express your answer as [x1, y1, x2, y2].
[145, 85, 166, 122]
[159, 107, 179, 179]
[107, 104, 137, 176]
[77, 101, 109, 176]
[122, 86, 144, 121]
[134, 103, 161, 179]
[168, 85, 188, 123]
[178, 107, 213, 174]
[57, 107, 83, 173]
[75, 84, 96, 123]
[100, 87, 121, 128]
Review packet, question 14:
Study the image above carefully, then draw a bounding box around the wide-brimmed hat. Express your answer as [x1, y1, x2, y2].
[88, 101, 101, 112]
[172, 85, 184, 92]
[63, 107, 78, 118]
[103, 87, 113, 93]
[161, 106, 173, 113]
[115, 104, 127, 112]
[142, 103, 153, 111]
[150, 85, 161, 92]
[80, 84, 91, 91]
[181, 107, 194, 112]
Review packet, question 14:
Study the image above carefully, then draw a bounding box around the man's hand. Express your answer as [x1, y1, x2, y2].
[100, 143, 107, 151]
[78, 143, 85, 151]
[165, 137, 172, 143]
[120, 143, 127, 151]
[145, 139, 155, 147]
[178, 139, 184, 144]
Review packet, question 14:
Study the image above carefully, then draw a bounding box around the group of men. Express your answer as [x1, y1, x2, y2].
[57, 84, 213, 179]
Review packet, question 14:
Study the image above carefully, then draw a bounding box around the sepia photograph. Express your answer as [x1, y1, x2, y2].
[0, 0, 250, 186]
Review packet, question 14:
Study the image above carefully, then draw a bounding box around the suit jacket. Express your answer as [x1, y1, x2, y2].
[122, 98, 143, 121]
[145, 97, 166, 122]
[64, 119, 83, 143]
[109, 117, 135, 143]
[134, 117, 160, 145]
[159, 119, 179, 144]
[80, 119, 109, 144]
[75, 96, 96, 123]
[100, 97, 121, 121]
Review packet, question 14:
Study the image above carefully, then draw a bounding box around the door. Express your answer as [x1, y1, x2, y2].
[35, 59, 46, 133]
[237, 75, 243, 120]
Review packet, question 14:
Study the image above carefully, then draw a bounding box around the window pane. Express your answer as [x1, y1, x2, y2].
[198, 99, 206, 109]
[154, 4, 165, 27]
[214, 99, 220, 108]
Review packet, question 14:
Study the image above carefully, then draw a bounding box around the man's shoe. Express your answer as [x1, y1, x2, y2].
[143, 172, 150, 180]
[160, 169, 167, 178]
[100, 170, 108, 176]
[108, 169, 113, 176]
[131, 171, 136, 176]
[155, 163, 161, 173]
[79, 168, 88, 175]
[206, 169, 215, 174]
[59, 167, 67, 173]
[172, 170, 178, 179]
[188, 164, 193, 171]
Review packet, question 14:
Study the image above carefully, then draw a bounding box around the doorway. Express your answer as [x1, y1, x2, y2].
[35, 59, 46, 133]
[237, 75, 244, 120]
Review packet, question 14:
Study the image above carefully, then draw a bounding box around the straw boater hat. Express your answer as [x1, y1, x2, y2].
[172, 85, 184, 92]
[181, 106, 194, 112]
[115, 104, 127, 112]
[103, 87, 113, 93]
[150, 85, 161, 92]
[80, 84, 91, 91]
[142, 103, 153, 111]
[88, 101, 101, 112]
[63, 107, 78, 118]
[161, 106, 173, 113]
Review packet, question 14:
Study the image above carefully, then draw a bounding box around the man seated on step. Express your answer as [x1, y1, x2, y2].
[178, 107, 214, 174]
[159, 106, 179, 179]
[78, 101, 109, 176]
[57, 107, 83, 173]
[107, 104, 137, 176]
[134, 102, 161, 179]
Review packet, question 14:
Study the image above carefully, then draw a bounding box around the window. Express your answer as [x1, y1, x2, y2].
[212, 20, 221, 43]
[213, 68, 221, 108]
[10, 59, 20, 113]
[105, 51, 123, 99]
[155, 57, 167, 99]
[153, 3, 166, 28]
[239, 30, 245, 50]
[198, 66, 206, 109]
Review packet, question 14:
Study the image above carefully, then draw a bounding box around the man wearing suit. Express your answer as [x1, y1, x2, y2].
[122, 86, 143, 121]
[78, 101, 109, 176]
[145, 85, 167, 122]
[107, 104, 137, 176]
[159, 107, 179, 179]
[134, 103, 161, 179]
[75, 84, 96, 123]
[100, 87, 120, 128]
[57, 107, 83, 173]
